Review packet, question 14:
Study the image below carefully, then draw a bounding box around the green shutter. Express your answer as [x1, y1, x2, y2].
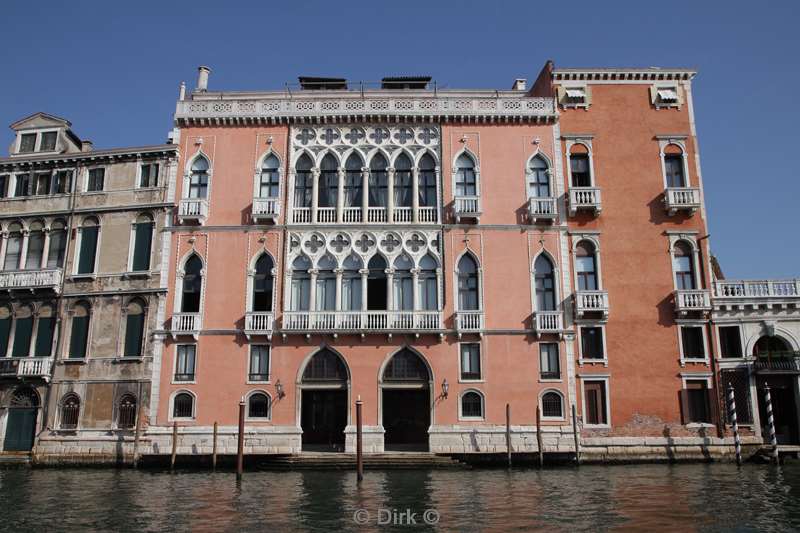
[132, 223, 153, 271]
[0, 318, 10, 357]
[124, 314, 144, 357]
[11, 317, 33, 357]
[78, 227, 98, 274]
[34, 317, 55, 357]
[69, 316, 89, 358]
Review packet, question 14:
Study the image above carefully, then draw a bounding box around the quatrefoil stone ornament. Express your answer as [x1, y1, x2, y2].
[355, 234, 375, 253]
[418, 127, 437, 145]
[331, 234, 350, 253]
[304, 234, 324, 254]
[344, 128, 365, 145]
[369, 128, 389, 144]
[380, 234, 401, 253]
[321, 128, 340, 145]
[296, 128, 315, 145]
[394, 128, 413, 144]
[406, 233, 426, 253]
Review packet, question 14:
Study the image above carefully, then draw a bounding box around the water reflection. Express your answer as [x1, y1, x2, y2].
[1, 464, 800, 532]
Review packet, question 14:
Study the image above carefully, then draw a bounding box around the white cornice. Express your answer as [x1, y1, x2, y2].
[553, 68, 696, 83]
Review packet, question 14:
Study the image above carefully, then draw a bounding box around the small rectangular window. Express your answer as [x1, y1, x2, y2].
[664, 155, 686, 188]
[682, 380, 712, 424]
[54, 170, 72, 194]
[140, 163, 159, 188]
[35, 172, 51, 196]
[77, 226, 99, 275]
[175, 345, 196, 381]
[581, 327, 605, 360]
[131, 221, 153, 271]
[14, 173, 31, 197]
[34, 317, 55, 357]
[87, 168, 105, 192]
[249, 345, 270, 381]
[19, 134, 36, 153]
[584, 380, 608, 425]
[69, 315, 89, 359]
[681, 326, 706, 360]
[460, 343, 481, 380]
[539, 343, 560, 379]
[40, 131, 57, 151]
[570, 154, 591, 187]
[719, 326, 743, 358]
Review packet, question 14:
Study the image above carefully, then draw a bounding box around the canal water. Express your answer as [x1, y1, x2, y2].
[1, 464, 800, 531]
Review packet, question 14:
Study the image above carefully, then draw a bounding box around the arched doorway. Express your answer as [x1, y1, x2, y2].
[3, 387, 39, 451]
[381, 348, 432, 451]
[300, 348, 349, 452]
[754, 335, 799, 444]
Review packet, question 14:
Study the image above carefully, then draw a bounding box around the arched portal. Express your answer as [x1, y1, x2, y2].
[380, 348, 432, 451]
[299, 348, 349, 452]
[753, 335, 799, 444]
[3, 386, 40, 451]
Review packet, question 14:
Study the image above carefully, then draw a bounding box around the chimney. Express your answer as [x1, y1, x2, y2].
[81, 140, 93, 152]
[512, 78, 527, 91]
[196, 66, 211, 92]
[179, 81, 186, 101]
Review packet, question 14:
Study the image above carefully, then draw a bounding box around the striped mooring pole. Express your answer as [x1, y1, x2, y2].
[763, 383, 779, 465]
[727, 383, 742, 466]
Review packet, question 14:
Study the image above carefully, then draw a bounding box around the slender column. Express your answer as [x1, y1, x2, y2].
[386, 269, 395, 311]
[0, 231, 8, 270]
[41, 228, 50, 269]
[359, 269, 369, 312]
[412, 167, 420, 223]
[387, 167, 395, 223]
[28, 310, 40, 357]
[308, 269, 318, 312]
[411, 268, 420, 311]
[334, 268, 343, 312]
[361, 168, 369, 222]
[18, 230, 29, 270]
[311, 168, 320, 223]
[336, 168, 345, 222]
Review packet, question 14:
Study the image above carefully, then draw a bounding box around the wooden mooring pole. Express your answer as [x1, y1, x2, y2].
[506, 403, 512, 468]
[727, 383, 742, 467]
[212, 421, 218, 471]
[536, 405, 544, 468]
[237, 400, 245, 480]
[356, 396, 364, 483]
[170, 421, 178, 471]
[571, 404, 581, 466]
[763, 383, 779, 465]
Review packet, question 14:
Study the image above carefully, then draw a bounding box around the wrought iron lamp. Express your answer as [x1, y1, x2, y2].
[275, 379, 285, 399]
[441, 379, 449, 399]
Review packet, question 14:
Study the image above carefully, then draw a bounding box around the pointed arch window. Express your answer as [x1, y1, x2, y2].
[4, 223, 23, 270]
[394, 153, 413, 207]
[47, 220, 67, 268]
[189, 156, 209, 199]
[131, 214, 154, 272]
[457, 254, 479, 311]
[672, 241, 696, 290]
[181, 255, 203, 313]
[290, 255, 311, 311]
[25, 221, 45, 270]
[393, 254, 414, 311]
[60, 393, 80, 429]
[124, 299, 146, 358]
[527, 156, 551, 198]
[77, 217, 99, 275]
[534, 255, 557, 311]
[259, 154, 280, 198]
[383, 348, 430, 382]
[344, 154, 363, 208]
[419, 254, 439, 311]
[455, 153, 477, 196]
[69, 302, 90, 359]
[318, 154, 339, 208]
[252, 254, 274, 312]
[34, 304, 56, 357]
[369, 154, 388, 207]
[575, 241, 598, 291]
[303, 348, 348, 382]
[11, 306, 33, 357]
[342, 254, 363, 311]
[419, 154, 437, 207]
[316, 255, 337, 311]
[117, 394, 137, 429]
[294, 154, 313, 208]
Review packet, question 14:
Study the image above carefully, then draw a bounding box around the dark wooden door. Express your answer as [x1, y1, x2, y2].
[4, 408, 37, 451]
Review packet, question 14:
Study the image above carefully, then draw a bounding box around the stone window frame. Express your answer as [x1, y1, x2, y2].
[171, 343, 198, 385]
[72, 214, 102, 279]
[570, 234, 604, 294]
[715, 323, 746, 361]
[173, 250, 207, 317]
[135, 159, 162, 189]
[650, 84, 684, 110]
[557, 84, 592, 109]
[62, 299, 93, 361]
[83, 165, 107, 194]
[457, 388, 486, 421]
[576, 323, 609, 367]
[183, 150, 213, 203]
[168, 389, 197, 422]
[15, 128, 60, 155]
[657, 136, 692, 189]
[539, 388, 566, 421]
[111, 392, 139, 431]
[538, 341, 562, 383]
[524, 151, 556, 201]
[451, 146, 481, 202]
[117, 296, 149, 360]
[457, 341, 484, 384]
[126, 211, 156, 275]
[246, 250, 277, 315]
[244, 389, 273, 421]
[679, 372, 715, 428]
[246, 344, 272, 385]
[579, 374, 611, 428]
[666, 233, 703, 292]
[453, 248, 484, 314]
[564, 135, 596, 188]
[676, 320, 710, 367]
[252, 148, 284, 200]
[57, 391, 81, 430]
[529, 248, 563, 314]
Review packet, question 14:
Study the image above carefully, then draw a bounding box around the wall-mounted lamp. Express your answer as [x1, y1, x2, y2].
[275, 379, 285, 399]
[441, 379, 449, 399]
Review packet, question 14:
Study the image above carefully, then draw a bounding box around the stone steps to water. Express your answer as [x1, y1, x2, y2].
[258, 453, 468, 470]
[0, 452, 32, 466]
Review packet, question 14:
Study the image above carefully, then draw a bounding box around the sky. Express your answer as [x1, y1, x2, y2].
[1, 0, 798, 279]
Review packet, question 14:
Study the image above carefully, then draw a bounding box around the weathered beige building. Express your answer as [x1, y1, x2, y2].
[0, 112, 177, 462]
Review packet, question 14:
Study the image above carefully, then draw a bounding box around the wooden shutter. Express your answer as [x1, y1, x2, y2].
[679, 389, 690, 425]
[34, 317, 55, 357]
[124, 313, 144, 358]
[0, 317, 10, 357]
[11, 317, 33, 357]
[132, 223, 153, 271]
[69, 316, 89, 358]
[78, 227, 98, 274]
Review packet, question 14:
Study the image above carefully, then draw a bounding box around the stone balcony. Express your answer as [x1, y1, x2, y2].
[454, 196, 482, 223]
[282, 310, 442, 334]
[528, 197, 557, 223]
[0, 269, 61, 293]
[170, 312, 202, 338]
[290, 206, 437, 225]
[534, 311, 563, 337]
[674, 289, 712, 315]
[0, 357, 53, 380]
[712, 279, 800, 310]
[455, 310, 484, 336]
[178, 198, 208, 224]
[664, 187, 701, 215]
[568, 187, 602, 216]
[575, 290, 609, 318]
[251, 197, 280, 223]
[245, 311, 275, 339]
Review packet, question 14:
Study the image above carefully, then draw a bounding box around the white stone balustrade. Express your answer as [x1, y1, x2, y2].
[713, 279, 800, 299]
[0, 357, 52, 379]
[569, 187, 602, 216]
[171, 312, 202, 337]
[528, 197, 557, 223]
[245, 312, 275, 337]
[456, 311, 484, 332]
[454, 196, 482, 222]
[418, 206, 437, 223]
[535, 311, 563, 335]
[290, 205, 439, 224]
[292, 207, 312, 223]
[575, 290, 609, 318]
[393, 207, 413, 223]
[0, 269, 62, 292]
[674, 289, 712, 314]
[282, 310, 442, 332]
[178, 198, 209, 224]
[664, 187, 701, 215]
[252, 197, 280, 222]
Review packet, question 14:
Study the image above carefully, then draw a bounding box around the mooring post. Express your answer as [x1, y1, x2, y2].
[727, 383, 742, 466]
[237, 399, 245, 480]
[356, 396, 363, 483]
[506, 403, 512, 469]
[763, 383, 779, 465]
[170, 421, 178, 471]
[536, 405, 544, 468]
[571, 404, 580, 466]
[212, 421, 218, 471]
[132, 405, 143, 468]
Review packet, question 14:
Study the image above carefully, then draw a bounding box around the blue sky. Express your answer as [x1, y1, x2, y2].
[1, 1, 798, 279]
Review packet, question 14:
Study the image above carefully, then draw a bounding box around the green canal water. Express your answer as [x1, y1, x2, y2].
[1, 463, 800, 531]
